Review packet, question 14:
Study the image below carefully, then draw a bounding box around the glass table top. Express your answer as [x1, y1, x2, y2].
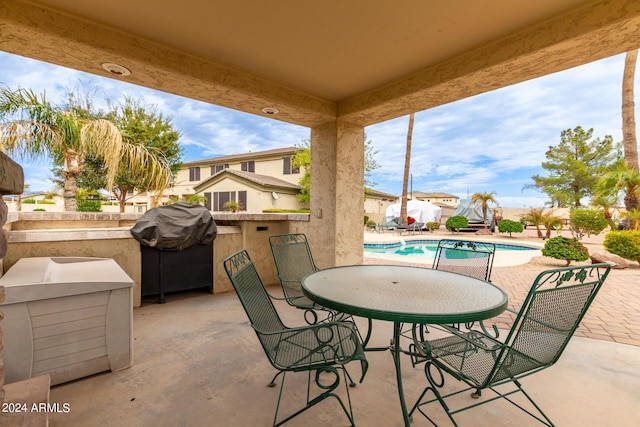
[302, 264, 508, 324]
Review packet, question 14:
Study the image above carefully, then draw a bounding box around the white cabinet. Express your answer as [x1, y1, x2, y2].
[0, 257, 133, 386]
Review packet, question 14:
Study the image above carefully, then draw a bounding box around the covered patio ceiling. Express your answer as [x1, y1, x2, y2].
[2, 0, 640, 129]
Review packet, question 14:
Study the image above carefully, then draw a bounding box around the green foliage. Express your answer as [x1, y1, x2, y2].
[520, 207, 546, 238]
[527, 126, 620, 207]
[33, 208, 46, 211]
[187, 194, 208, 205]
[542, 215, 564, 239]
[22, 198, 36, 204]
[223, 200, 242, 212]
[569, 208, 608, 240]
[426, 221, 440, 231]
[596, 161, 640, 211]
[75, 188, 102, 212]
[77, 200, 102, 212]
[603, 231, 640, 262]
[364, 215, 369, 225]
[471, 191, 498, 227]
[445, 215, 468, 232]
[497, 219, 524, 237]
[366, 219, 377, 229]
[541, 236, 589, 265]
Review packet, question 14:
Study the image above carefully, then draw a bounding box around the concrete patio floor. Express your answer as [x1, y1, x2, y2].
[48, 286, 639, 426]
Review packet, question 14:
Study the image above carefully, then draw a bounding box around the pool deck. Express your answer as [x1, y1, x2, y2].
[364, 228, 640, 347]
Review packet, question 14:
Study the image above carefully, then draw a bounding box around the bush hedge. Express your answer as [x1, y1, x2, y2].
[603, 231, 640, 263]
[445, 215, 468, 232]
[497, 219, 524, 237]
[569, 208, 608, 240]
[541, 236, 589, 266]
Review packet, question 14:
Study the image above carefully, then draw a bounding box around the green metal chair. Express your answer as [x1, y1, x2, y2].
[406, 240, 497, 341]
[408, 263, 611, 427]
[268, 233, 328, 325]
[269, 233, 375, 350]
[224, 250, 368, 427]
[433, 239, 496, 282]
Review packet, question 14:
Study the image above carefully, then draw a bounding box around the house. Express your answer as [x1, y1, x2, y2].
[167, 147, 305, 212]
[410, 192, 459, 208]
[364, 188, 398, 223]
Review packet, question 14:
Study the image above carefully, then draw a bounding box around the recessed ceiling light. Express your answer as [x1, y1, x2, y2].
[261, 107, 279, 115]
[101, 63, 131, 76]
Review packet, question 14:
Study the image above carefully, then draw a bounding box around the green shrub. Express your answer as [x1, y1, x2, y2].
[426, 221, 440, 231]
[445, 215, 468, 232]
[364, 215, 369, 225]
[77, 200, 102, 212]
[38, 199, 56, 204]
[33, 208, 46, 211]
[603, 231, 640, 263]
[569, 208, 608, 240]
[497, 219, 524, 237]
[541, 236, 589, 266]
[366, 219, 377, 229]
[22, 198, 36, 204]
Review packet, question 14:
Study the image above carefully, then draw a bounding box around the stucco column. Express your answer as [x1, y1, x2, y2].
[308, 120, 364, 268]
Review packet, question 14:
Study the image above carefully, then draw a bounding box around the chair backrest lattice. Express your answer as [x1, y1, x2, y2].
[433, 240, 496, 282]
[269, 234, 318, 299]
[224, 250, 286, 338]
[487, 264, 611, 385]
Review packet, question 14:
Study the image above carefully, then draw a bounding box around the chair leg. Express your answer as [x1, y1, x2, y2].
[271, 367, 356, 427]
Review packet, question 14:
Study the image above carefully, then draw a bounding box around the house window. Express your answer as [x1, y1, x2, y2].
[189, 167, 201, 181]
[213, 191, 247, 211]
[204, 192, 212, 210]
[210, 164, 229, 175]
[283, 157, 300, 175]
[241, 161, 255, 173]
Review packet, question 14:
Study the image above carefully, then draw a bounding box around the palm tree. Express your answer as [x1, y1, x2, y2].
[400, 113, 414, 225]
[597, 162, 640, 211]
[622, 50, 638, 170]
[542, 215, 564, 239]
[471, 191, 497, 228]
[590, 194, 619, 230]
[521, 207, 546, 238]
[0, 88, 171, 211]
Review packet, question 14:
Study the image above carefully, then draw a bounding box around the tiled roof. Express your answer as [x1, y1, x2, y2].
[183, 146, 302, 166]
[194, 168, 301, 192]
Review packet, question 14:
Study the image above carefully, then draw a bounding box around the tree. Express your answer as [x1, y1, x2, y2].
[107, 96, 182, 212]
[521, 207, 546, 238]
[292, 134, 379, 204]
[622, 50, 638, 170]
[400, 113, 414, 225]
[0, 87, 171, 211]
[471, 191, 497, 228]
[528, 126, 619, 207]
[596, 161, 640, 211]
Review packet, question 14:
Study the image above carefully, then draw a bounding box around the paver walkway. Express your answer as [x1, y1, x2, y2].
[364, 229, 640, 347]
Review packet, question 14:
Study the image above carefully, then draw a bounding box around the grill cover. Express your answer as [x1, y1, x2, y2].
[130, 202, 217, 250]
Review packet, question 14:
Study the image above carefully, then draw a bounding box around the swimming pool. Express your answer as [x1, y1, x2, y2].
[364, 240, 538, 259]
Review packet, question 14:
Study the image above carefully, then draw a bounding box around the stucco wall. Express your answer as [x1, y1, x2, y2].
[3, 213, 311, 307]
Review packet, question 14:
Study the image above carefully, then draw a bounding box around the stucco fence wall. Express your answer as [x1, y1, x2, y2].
[3, 212, 310, 307]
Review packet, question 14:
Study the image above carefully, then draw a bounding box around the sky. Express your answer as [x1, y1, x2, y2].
[0, 50, 636, 208]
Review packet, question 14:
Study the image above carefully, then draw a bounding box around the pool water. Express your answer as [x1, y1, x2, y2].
[364, 240, 537, 259]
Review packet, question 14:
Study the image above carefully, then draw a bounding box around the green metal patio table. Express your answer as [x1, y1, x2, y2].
[301, 264, 508, 427]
